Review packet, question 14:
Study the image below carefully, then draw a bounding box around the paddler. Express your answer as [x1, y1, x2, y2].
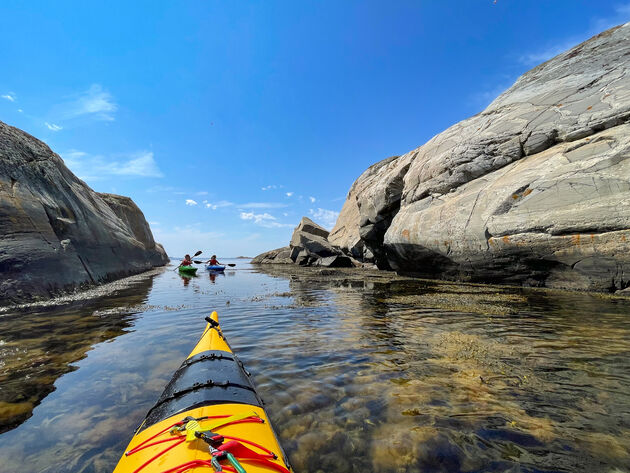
[179, 254, 193, 268]
[206, 254, 221, 266]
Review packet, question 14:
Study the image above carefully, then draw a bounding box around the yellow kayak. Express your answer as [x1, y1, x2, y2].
[114, 311, 291, 473]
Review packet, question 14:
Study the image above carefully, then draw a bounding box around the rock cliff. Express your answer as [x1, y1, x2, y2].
[0, 121, 169, 305]
[329, 24, 630, 291]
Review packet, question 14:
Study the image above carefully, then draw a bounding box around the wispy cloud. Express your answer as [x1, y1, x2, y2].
[240, 211, 294, 228]
[185, 199, 198, 206]
[59, 84, 117, 122]
[471, 76, 519, 109]
[518, 40, 578, 67]
[238, 202, 288, 209]
[205, 200, 234, 210]
[519, 5, 630, 67]
[196, 191, 209, 196]
[285, 192, 294, 197]
[261, 184, 282, 191]
[45, 122, 63, 131]
[309, 208, 339, 229]
[146, 185, 177, 193]
[309, 196, 316, 203]
[17, 109, 23, 113]
[62, 149, 163, 180]
[1, 93, 16, 102]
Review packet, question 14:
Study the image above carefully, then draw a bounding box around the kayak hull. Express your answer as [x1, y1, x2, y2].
[178, 265, 198, 275]
[206, 265, 226, 271]
[113, 312, 290, 473]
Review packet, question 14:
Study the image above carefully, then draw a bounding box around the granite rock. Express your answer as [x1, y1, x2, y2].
[330, 23, 630, 291]
[0, 121, 169, 305]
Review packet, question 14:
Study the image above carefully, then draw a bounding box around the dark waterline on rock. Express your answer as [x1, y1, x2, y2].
[0, 261, 629, 472]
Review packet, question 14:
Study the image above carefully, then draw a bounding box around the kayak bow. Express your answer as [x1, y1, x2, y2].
[113, 312, 290, 473]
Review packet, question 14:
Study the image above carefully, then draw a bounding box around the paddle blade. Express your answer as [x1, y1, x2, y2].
[193, 250, 203, 257]
[227, 264, 236, 267]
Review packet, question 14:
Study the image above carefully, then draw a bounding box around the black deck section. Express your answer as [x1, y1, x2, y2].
[141, 349, 263, 430]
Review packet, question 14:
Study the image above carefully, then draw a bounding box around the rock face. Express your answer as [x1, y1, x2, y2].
[0, 121, 169, 305]
[252, 217, 354, 267]
[330, 24, 630, 291]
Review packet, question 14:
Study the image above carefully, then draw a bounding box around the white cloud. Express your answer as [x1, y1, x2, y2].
[149, 221, 160, 226]
[240, 211, 294, 228]
[196, 191, 209, 196]
[17, 109, 23, 113]
[309, 208, 340, 229]
[238, 202, 288, 209]
[45, 122, 63, 131]
[62, 149, 163, 180]
[205, 200, 234, 210]
[286, 192, 294, 197]
[261, 185, 281, 191]
[146, 185, 177, 193]
[60, 84, 117, 122]
[309, 196, 316, 203]
[2, 93, 16, 102]
[185, 199, 198, 206]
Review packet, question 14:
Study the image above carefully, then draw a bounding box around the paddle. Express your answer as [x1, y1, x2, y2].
[174, 250, 202, 270]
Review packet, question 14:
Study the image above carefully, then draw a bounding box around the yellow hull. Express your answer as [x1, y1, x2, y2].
[114, 312, 290, 473]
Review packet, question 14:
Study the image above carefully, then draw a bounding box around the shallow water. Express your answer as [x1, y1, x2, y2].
[0, 260, 629, 472]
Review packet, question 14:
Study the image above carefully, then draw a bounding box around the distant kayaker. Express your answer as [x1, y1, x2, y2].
[206, 255, 221, 266]
[179, 254, 193, 267]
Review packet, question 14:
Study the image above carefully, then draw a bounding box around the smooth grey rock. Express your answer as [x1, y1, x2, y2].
[329, 155, 410, 267]
[312, 255, 353, 268]
[0, 121, 168, 306]
[251, 246, 293, 264]
[330, 23, 630, 291]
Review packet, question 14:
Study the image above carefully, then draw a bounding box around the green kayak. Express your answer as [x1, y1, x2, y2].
[178, 265, 197, 275]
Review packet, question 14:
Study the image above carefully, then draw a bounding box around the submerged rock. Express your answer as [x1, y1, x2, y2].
[0, 121, 168, 306]
[330, 24, 630, 291]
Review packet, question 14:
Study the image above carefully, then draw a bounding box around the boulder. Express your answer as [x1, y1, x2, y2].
[0, 121, 169, 306]
[289, 217, 352, 266]
[312, 255, 354, 268]
[252, 217, 354, 268]
[250, 246, 293, 264]
[330, 23, 630, 291]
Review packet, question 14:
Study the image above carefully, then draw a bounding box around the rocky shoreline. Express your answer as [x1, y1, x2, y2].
[254, 24, 630, 293]
[0, 121, 169, 306]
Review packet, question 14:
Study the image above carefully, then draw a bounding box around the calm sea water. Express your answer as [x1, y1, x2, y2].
[0, 260, 629, 473]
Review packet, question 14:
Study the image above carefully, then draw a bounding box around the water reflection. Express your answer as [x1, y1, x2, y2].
[253, 265, 630, 473]
[0, 270, 158, 434]
[207, 270, 225, 284]
[0, 262, 628, 473]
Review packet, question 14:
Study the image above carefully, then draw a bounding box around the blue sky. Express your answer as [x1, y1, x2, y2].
[1, 1, 629, 257]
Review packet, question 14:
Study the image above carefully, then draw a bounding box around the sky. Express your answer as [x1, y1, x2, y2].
[1, 1, 629, 257]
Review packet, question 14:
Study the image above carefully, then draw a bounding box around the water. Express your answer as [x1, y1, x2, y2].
[1, 260, 629, 473]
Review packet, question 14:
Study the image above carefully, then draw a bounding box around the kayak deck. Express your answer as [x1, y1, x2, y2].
[113, 312, 290, 473]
